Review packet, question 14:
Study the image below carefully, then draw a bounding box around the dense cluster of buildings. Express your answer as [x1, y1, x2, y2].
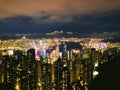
[0, 37, 120, 90]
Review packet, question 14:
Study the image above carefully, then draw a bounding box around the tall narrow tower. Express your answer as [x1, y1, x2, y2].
[61, 42, 70, 90]
[27, 48, 37, 90]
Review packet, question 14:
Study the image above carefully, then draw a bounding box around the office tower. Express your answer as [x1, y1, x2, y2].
[27, 48, 37, 90]
[41, 58, 52, 90]
[0, 60, 3, 83]
[0, 51, 3, 83]
[54, 57, 63, 90]
[2, 55, 10, 84]
[54, 43, 70, 90]
[62, 43, 70, 90]
[36, 60, 42, 90]
[107, 47, 119, 60]
[82, 48, 94, 86]
[69, 53, 78, 89]
[69, 50, 84, 90]
[90, 48, 101, 67]
[11, 49, 30, 90]
[27, 48, 35, 60]
[1, 50, 17, 89]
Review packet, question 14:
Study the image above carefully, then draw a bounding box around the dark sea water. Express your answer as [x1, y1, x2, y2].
[60, 42, 82, 52]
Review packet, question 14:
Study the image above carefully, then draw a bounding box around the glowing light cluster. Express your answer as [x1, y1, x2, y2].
[32, 41, 47, 59]
[86, 42, 108, 50]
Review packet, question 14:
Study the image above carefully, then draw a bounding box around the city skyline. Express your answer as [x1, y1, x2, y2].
[0, 0, 120, 33]
[0, 36, 120, 90]
[0, 1, 120, 89]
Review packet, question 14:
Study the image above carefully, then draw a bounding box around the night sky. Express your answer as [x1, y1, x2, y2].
[0, 0, 120, 33]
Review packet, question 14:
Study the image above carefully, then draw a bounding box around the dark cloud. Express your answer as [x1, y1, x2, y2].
[0, 0, 120, 33]
[0, 9, 120, 33]
[0, 0, 120, 22]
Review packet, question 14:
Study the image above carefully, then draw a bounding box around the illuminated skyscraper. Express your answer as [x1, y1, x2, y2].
[1, 50, 17, 89]
[54, 57, 63, 90]
[82, 48, 94, 85]
[62, 43, 70, 90]
[41, 58, 52, 90]
[27, 48, 37, 90]
[54, 43, 70, 90]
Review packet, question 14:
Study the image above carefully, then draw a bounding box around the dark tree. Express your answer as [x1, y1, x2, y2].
[89, 55, 120, 90]
[0, 83, 15, 90]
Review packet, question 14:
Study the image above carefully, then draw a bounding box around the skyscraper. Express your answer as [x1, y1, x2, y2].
[27, 48, 37, 90]
[54, 43, 70, 90]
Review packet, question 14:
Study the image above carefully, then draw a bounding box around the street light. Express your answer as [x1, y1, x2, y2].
[93, 71, 99, 76]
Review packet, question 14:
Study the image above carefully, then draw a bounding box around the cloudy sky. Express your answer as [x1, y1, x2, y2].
[0, 0, 120, 33]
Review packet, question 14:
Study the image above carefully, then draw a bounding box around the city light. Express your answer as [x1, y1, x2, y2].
[93, 71, 99, 76]
[0, 37, 120, 90]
